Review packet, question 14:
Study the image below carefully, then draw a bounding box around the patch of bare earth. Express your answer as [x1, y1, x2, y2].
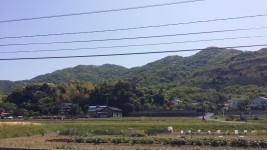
[0, 122, 41, 126]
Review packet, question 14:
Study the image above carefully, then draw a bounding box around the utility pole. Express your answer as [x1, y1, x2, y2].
[202, 100, 205, 120]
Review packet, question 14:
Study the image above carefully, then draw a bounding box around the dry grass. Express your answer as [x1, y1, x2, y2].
[0, 122, 41, 126]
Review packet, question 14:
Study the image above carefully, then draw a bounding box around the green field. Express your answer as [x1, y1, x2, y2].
[0, 116, 267, 139]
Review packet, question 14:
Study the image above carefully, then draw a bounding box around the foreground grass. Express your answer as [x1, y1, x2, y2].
[0, 116, 267, 139]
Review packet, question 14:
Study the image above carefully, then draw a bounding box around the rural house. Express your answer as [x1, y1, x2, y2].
[228, 98, 244, 109]
[169, 99, 182, 106]
[88, 105, 122, 118]
[249, 96, 267, 110]
[60, 103, 72, 114]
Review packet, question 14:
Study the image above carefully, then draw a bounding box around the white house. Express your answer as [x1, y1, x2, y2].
[249, 97, 267, 110]
[169, 99, 182, 106]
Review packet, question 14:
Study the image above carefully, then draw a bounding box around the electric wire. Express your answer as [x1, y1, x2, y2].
[1, 35, 266, 54]
[1, 13, 267, 40]
[0, 0, 205, 24]
[1, 44, 266, 61]
[0, 26, 266, 47]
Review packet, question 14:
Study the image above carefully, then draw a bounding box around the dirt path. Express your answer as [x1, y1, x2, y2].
[201, 113, 249, 124]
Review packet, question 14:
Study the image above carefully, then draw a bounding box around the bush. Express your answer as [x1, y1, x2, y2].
[203, 138, 211, 145]
[249, 140, 259, 147]
[219, 138, 228, 146]
[111, 137, 130, 144]
[69, 137, 108, 144]
[171, 138, 187, 145]
[73, 137, 85, 143]
[131, 138, 154, 144]
[162, 138, 172, 145]
[259, 140, 267, 148]
[231, 139, 248, 147]
[190, 138, 202, 146]
[152, 138, 164, 144]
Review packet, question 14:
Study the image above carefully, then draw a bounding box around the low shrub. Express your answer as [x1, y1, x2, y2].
[259, 140, 267, 148]
[190, 138, 202, 146]
[85, 137, 108, 144]
[73, 137, 84, 143]
[249, 140, 260, 147]
[131, 138, 154, 144]
[111, 137, 130, 144]
[69, 137, 108, 144]
[152, 138, 164, 144]
[231, 139, 248, 147]
[170, 138, 187, 145]
[162, 138, 172, 145]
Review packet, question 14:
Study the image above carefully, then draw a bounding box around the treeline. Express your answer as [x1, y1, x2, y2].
[1, 80, 267, 116]
[1, 80, 167, 116]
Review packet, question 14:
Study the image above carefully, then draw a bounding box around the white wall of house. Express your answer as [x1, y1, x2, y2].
[170, 99, 182, 106]
[251, 97, 267, 106]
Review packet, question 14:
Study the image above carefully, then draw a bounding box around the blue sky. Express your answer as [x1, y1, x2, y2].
[0, 0, 267, 81]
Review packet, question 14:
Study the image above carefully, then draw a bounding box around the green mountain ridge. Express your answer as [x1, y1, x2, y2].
[1, 47, 267, 94]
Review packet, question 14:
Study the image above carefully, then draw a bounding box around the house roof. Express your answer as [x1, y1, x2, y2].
[60, 103, 72, 107]
[170, 99, 182, 102]
[228, 98, 244, 102]
[258, 97, 267, 101]
[107, 107, 122, 112]
[88, 106, 97, 112]
[88, 106, 122, 112]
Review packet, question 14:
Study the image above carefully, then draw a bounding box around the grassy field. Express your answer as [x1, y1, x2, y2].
[0, 116, 266, 149]
[0, 116, 267, 138]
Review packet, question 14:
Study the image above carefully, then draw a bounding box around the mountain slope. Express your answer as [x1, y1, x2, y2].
[31, 64, 129, 83]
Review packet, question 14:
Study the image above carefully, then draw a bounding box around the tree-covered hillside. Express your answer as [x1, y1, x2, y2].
[1, 47, 267, 95]
[1, 47, 267, 115]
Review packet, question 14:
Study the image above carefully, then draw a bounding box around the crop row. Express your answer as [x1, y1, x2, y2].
[48, 137, 267, 148]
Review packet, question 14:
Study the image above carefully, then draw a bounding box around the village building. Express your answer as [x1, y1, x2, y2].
[228, 98, 244, 109]
[60, 103, 72, 114]
[169, 99, 182, 106]
[88, 105, 122, 118]
[248, 96, 267, 110]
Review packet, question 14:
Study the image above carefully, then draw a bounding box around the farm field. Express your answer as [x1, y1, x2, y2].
[0, 116, 266, 149]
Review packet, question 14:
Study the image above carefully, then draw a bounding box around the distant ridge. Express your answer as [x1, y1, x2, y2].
[1, 47, 267, 94]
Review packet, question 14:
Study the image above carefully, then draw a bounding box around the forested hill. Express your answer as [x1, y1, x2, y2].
[31, 64, 129, 83]
[1, 47, 267, 94]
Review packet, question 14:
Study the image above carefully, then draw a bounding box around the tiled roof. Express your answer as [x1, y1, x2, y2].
[108, 107, 122, 111]
[88, 106, 122, 112]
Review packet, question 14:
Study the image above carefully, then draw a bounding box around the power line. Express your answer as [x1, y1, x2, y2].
[1, 26, 266, 47]
[1, 13, 267, 40]
[0, 0, 205, 24]
[2, 35, 266, 54]
[1, 44, 266, 61]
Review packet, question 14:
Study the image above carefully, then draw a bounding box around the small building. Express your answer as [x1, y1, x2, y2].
[228, 98, 244, 109]
[88, 106, 122, 118]
[60, 103, 72, 113]
[169, 99, 182, 106]
[249, 96, 267, 110]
